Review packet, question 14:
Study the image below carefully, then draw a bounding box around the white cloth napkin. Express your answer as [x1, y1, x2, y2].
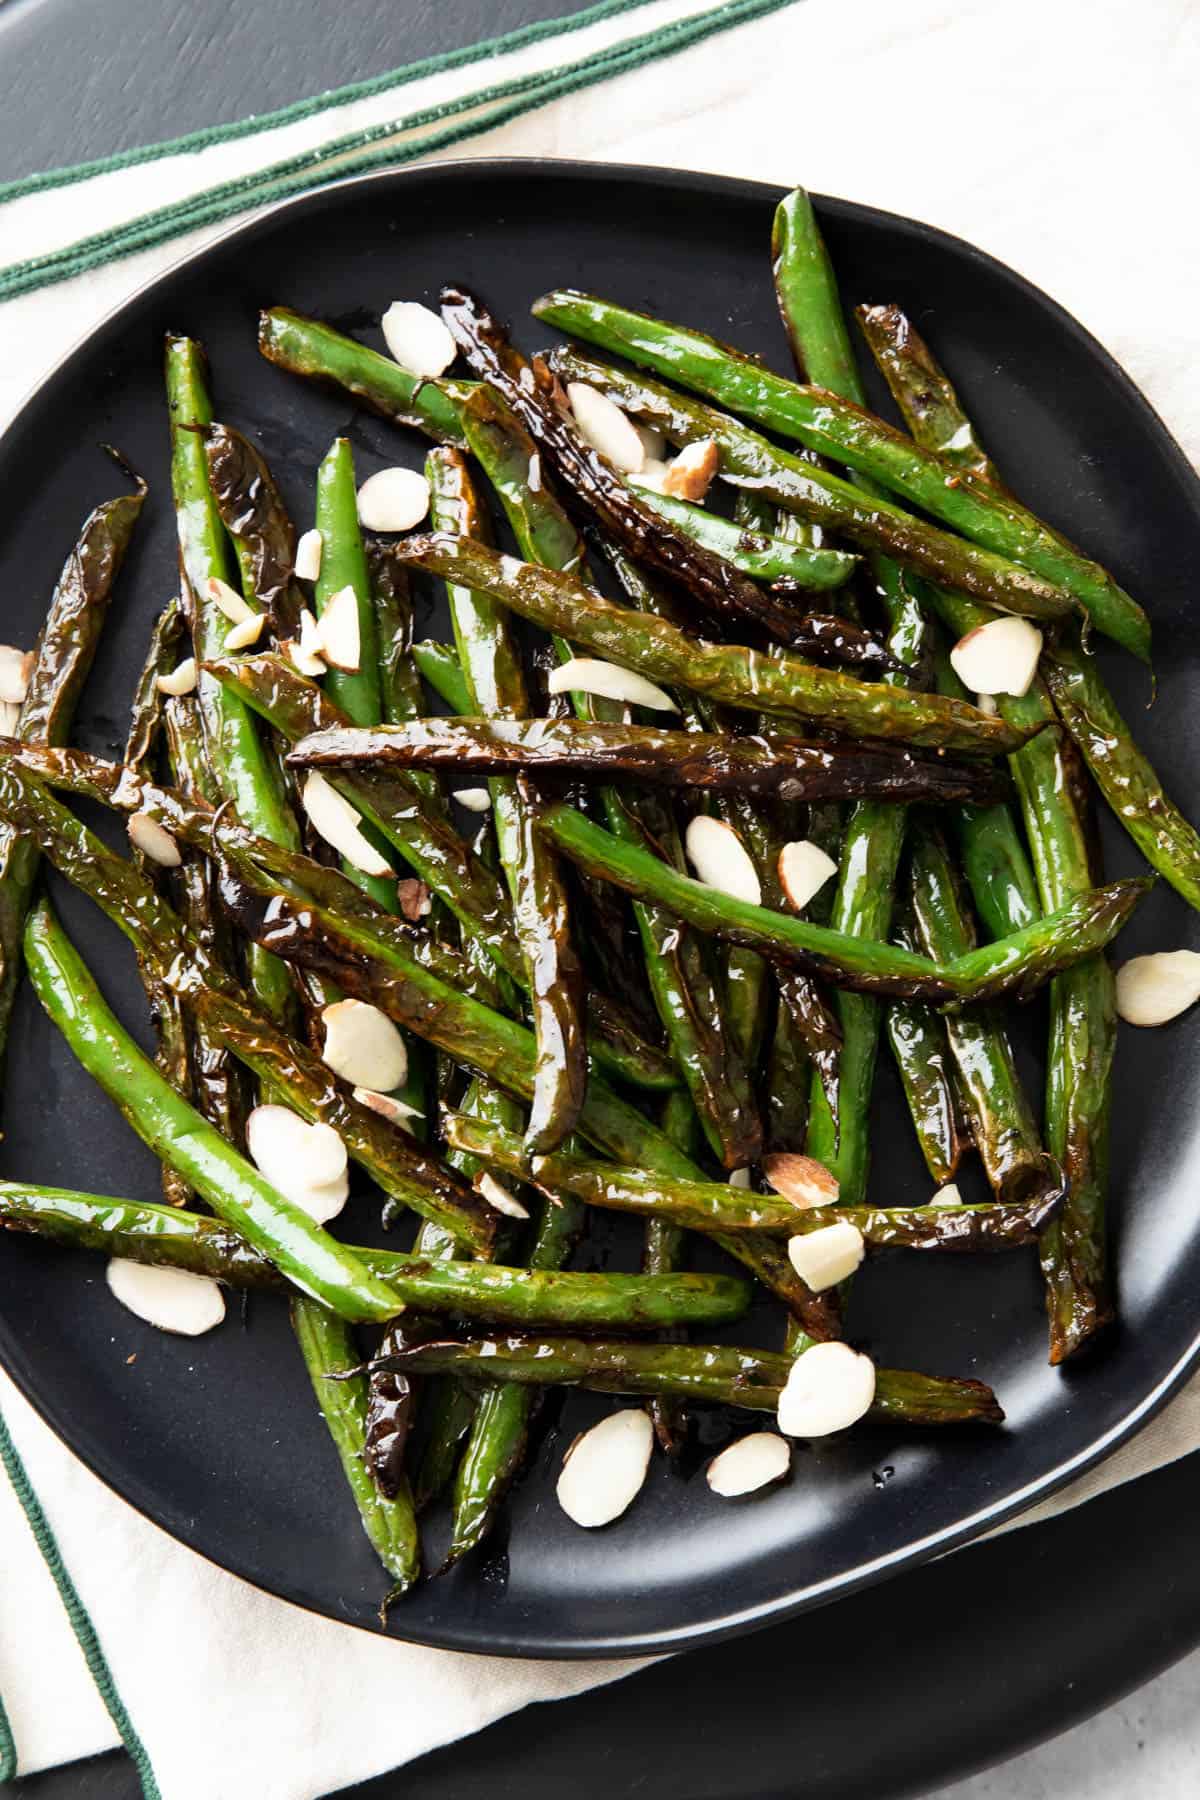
[2, 0, 1200, 1793]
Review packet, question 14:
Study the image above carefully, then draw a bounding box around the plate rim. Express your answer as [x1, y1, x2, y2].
[2, 154, 1199, 1660]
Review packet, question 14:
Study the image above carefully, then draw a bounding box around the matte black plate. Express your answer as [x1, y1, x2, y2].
[0, 162, 1198, 1662]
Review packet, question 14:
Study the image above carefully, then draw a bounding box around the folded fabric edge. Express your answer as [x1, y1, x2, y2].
[0, 1403, 161, 1798]
[0, 0, 800, 306]
[0, 0, 661, 207]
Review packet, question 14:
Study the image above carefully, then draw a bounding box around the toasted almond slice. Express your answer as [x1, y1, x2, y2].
[224, 611, 265, 651]
[787, 1220, 865, 1292]
[778, 839, 838, 912]
[316, 584, 361, 673]
[381, 301, 457, 378]
[455, 787, 493, 813]
[321, 997, 408, 1091]
[352, 1086, 424, 1129]
[546, 656, 677, 713]
[106, 1258, 225, 1336]
[357, 467, 431, 532]
[777, 1341, 876, 1438]
[627, 460, 670, 495]
[975, 692, 998, 717]
[247, 1103, 348, 1205]
[302, 771, 393, 877]
[476, 1171, 530, 1220]
[0, 699, 19, 735]
[288, 619, 327, 677]
[566, 383, 645, 473]
[761, 1152, 839, 1209]
[635, 421, 667, 462]
[662, 439, 719, 501]
[128, 811, 182, 868]
[728, 1167, 753, 1190]
[156, 658, 198, 697]
[1115, 950, 1200, 1026]
[706, 1431, 791, 1497]
[685, 815, 761, 904]
[294, 528, 324, 582]
[0, 646, 33, 705]
[930, 1183, 964, 1208]
[396, 878, 432, 920]
[556, 1408, 654, 1527]
[949, 616, 1042, 697]
[207, 575, 252, 624]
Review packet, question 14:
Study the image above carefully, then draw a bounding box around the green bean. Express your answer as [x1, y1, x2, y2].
[909, 826, 1060, 1206]
[165, 335, 300, 1026]
[23, 900, 401, 1322]
[258, 307, 471, 445]
[397, 536, 1026, 756]
[289, 716, 1009, 807]
[426, 445, 585, 1154]
[291, 1297, 420, 1595]
[412, 639, 472, 714]
[202, 422, 303, 639]
[631, 484, 857, 590]
[535, 802, 1147, 1005]
[532, 287, 1151, 662]
[0, 460, 145, 1058]
[367, 1334, 1005, 1425]
[313, 437, 382, 727]
[547, 346, 1091, 628]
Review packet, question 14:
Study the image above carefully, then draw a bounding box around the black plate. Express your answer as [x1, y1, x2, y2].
[1, 162, 1199, 1662]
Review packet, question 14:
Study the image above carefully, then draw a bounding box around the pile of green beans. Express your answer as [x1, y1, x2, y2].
[2, 184, 1179, 1602]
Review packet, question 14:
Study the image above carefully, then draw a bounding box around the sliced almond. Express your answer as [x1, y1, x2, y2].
[662, 439, 719, 501]
[352, 1086, 424, 1129]
[0, 646, 33, 706]
[628, 460, 670, 495]
[777, 1341, 876, 1438]
[321, 997, 408, 1091]
[156, 658, 198, 697]
[396, 878, 432, 921]
[787, 1220, 865, 1292]
[949, 616, 1042, 697]
[288, 1171, 351, 1224]
[381, 301, 458, 378]
[455, 787, 493, 813]
[778, 839, 838, 912]
[706, 1431, 791, 1497]
[728, 1167, 753, 1190]
[207, 576, 252, 624]
[357, 467, 431, 532]
[556, 1408, 654, 1527]
[685, 815, 761, 904]
[287, 615, 327, 677]
[566, 383, 645, 473]
[294, 528, 324, 582]
[546, 657, 677, 713]
[106, 1258, 225, 1336]
[635, 421, 667, 462]
[1115, 950, 1200, 1026]
[301, 772, 393, 878]
[930, 1183, 964, 1208]
[476, 1171, 529, 1220]
[0, 699, 19, 735]
[975, 692, 999, 717]
[246, 1103, 348, 1219]
[316, 585, 362, 673]
[224, 611, 265, 651]
[127, 811, 182, 868]
[761, 1152, 839, 1209]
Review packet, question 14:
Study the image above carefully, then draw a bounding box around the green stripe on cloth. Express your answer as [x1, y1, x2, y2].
[0, 1405, 160, 1798]
[0, 0, 801, 304]
[0, 0, 659, 205]
[0, 1684, 15, 1784]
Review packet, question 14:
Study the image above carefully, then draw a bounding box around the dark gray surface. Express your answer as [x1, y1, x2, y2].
[0, 0, 598, 184]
